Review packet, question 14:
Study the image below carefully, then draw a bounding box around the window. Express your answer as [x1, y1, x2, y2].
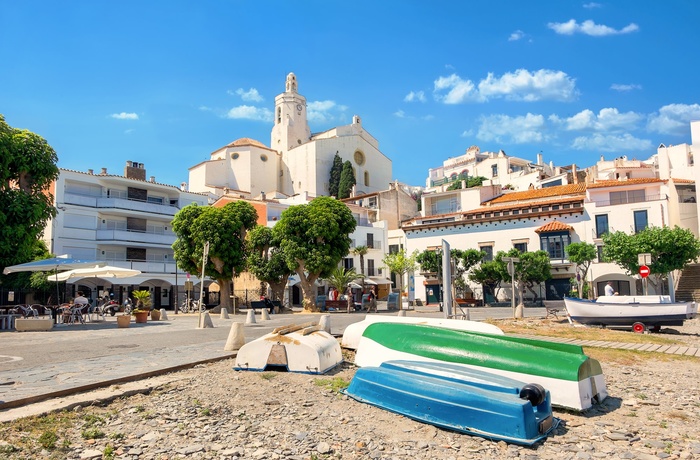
[364, 171, 370, 187]
[389, 244, 402, 254]
[634, 210, 648, 233]
[539, 231, 571, 260]
[597, 245, 605, 263]
[343, 258, 354, 270]
[366, 233, 375, 249]
[367, 259, 376, 276]
[491, 164, 498, 177]
[354, 150, 365, 165]
[480, 245, 493, 261]
[610, 189, 645, 205]
[514, 242, 527, 253]
[277, 107, 281, 124]
[595, 214, 609, 238]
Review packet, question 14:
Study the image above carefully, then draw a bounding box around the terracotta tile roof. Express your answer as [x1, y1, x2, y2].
[587, 178, 663, 189]
[463, 196, 583, 216]
[672, 178, 695, 184]
[535, 220, 574, 233]
[486, 183, 586, 204]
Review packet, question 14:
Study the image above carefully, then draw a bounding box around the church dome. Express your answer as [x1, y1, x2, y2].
[226, 138, 268, 149]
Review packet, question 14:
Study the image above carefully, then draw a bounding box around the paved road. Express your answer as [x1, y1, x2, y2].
[0, 304, 544, 419]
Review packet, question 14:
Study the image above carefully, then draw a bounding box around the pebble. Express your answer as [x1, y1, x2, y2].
[4, 319, 700, 459]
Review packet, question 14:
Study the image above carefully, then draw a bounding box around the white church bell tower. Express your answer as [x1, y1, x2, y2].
[271, 72, 311, 153]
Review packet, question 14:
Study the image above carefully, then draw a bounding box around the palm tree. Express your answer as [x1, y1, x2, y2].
[324, 266, 361, 291]
[352, 245, 368, 276]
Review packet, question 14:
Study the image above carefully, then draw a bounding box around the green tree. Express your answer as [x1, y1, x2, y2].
[416, 249, 440, 274]
[352, 245, 368, 277]
[273, 196, 356, 311]
[602, 226, 700, 293]
[246, 225, 294, 303]
[0, 115, 59, 270]
[468, 260, 503, 303]
[338, 160, 356, 199]
[328, 153, 343, 197]
[382, 249, 418, 298]
[452, 248, 484, 296]
[567, 242, 597, 299]
[492, 249, 551, 308]
[323, 266, 361, 291]
[172, 201, 258, 310]
[446, 176, 487, 191]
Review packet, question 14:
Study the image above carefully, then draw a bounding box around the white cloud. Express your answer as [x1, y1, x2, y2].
[476, 113, 547, 144]
[647, 103, 700, 134]
[110, 112, 138, 120]
[231, 88, 264, 102]
[553, 108, 642, 131]
[306, 100, 348, 124]
[198, 106, 212, 111]
[548, 19, 639, 36]
[434, 69, 577, 104]
[583, 2, 602, 8]
[610, 83, 642, 92]
[571, 133, 653, 152]
[478, 69, 578, 102]
[224, 105, 273, 122]
[508, 30, 525, 41]
[394, 110, 406, 118]
[404, 91, 426, 102]
[434, 74, 479, 104]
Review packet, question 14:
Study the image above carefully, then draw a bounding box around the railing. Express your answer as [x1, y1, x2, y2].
[593, 194, 666, 207]
[430, 172, 469, 187]
[64, 193, 180, 216]
[96, 229, 175, 245]
[366, 241, 382, 250]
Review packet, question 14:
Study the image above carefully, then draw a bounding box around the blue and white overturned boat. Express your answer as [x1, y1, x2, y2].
[234, 322, 342, 374]
[340, 314, 504, 350]
[344, 360, 558, 446]
[354, 323, 607, 411]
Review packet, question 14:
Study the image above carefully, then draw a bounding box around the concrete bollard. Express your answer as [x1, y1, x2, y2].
[220, 308, 230, 319]
[261, 309, 270, 321]
[397, 310, 406, 317]
[159, 308, 169, 321]
[198, 312, 214, 328]
[224, 322, 245, 351]
[245, 309, 256, 325]
[318, 314, 331, 334]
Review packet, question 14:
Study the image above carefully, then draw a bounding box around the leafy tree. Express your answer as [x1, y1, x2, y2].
[492, 249, 551, 307]
[273, 196, 356, 311]
[468, 260, 503, 302]
[602, 226, 700, 293]
[246, 225, 294, 303]
[0, 115, 59, 271]
[567, 242, 597, 299]
[328, 153, 343, 197]
[338, 160, 356, 199]
[452, 248, 484, 296]
[172, 201, 258, 310]
[382, 249, 418, 298]
[416, 249, 440, 274]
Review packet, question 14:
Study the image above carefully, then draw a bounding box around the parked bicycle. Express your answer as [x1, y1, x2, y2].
[180, 298, 200, 313]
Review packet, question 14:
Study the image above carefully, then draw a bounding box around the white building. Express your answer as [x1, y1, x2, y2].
[189, 72, 393, 199]
[46, 162, 210, 307]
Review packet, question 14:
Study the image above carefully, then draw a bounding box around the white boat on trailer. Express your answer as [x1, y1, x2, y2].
[564, 295, 697, 333]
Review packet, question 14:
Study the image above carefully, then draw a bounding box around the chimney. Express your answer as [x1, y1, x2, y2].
[537, 153, 543, 165]
[180, 182, 187, 191]
[572, 164, 578, 184]
[100, 168, 107, 175]
[261, 191, 266, 201]
[124, 161, 146, 181]
[149, 176, 155, 183]
[87, 169, 94, 175]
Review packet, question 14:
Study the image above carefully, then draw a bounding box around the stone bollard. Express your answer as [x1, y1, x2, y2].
[245, 309, 256, 325]
[224, 322, 245, 351]
[220, 308, 230, 319]
[397, 310, 406, 317]
[159, 308, 169, 321]
[318, 314, 331, 334]
[261, 309, 270, 321]
[198, 312, 214, 328]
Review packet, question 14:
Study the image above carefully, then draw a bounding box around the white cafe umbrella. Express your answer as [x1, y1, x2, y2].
[48, 265, 141, 282]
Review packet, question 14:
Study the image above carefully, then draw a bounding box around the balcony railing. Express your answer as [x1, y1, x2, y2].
[96, 229, 175, 245]
[593, 194, 666, 207]
[64, 192, 180, 216]
[366, 241, 382, 250]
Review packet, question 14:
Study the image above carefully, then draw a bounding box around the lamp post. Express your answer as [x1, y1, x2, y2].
[502, 257, 521, 318]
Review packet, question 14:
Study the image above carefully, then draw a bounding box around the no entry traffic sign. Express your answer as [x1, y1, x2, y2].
[639, 265, 650, 278]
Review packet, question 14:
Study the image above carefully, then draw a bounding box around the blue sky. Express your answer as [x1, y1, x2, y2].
[2, 1, 700, 188]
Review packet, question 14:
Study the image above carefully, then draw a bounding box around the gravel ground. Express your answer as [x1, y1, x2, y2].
[2, 319, 700, 459]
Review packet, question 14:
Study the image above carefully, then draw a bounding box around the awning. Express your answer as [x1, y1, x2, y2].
[369, 277, 393, 285]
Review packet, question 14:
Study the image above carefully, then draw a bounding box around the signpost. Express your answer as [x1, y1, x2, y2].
[638, 253, 652, 296]
[502, 257, 520, 318]
[639, 265, 650, 278]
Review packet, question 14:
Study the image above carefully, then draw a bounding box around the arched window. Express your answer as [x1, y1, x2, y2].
[364, 171, 370, 187]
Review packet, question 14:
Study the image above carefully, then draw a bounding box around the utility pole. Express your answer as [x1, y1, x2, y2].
[502, 257, 522, 318]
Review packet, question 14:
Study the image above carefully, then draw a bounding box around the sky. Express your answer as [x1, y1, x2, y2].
[2, 1, 700, 189]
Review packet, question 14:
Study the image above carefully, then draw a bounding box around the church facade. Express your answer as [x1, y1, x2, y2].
[189, 73, 393, 199]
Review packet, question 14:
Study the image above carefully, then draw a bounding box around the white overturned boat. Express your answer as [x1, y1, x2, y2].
[564, 295, 697, 333]
[234, 322, 342, 374]
[341, 314, 503, 350]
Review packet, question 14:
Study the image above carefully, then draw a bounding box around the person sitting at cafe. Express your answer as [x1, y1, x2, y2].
[73, 291, 89, 306]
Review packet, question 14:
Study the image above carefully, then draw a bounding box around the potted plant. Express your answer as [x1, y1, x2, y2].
[116, 314, 131, 328]
[131, 290, 152, 323]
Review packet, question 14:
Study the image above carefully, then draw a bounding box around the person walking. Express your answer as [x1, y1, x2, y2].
[345, 285, 353, 313]
[368, 287, 377, 312]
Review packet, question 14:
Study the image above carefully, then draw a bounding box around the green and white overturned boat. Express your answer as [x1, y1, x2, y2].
[354, 323, 607, 411]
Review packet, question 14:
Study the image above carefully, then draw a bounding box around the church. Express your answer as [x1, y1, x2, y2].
[188, 73, 393, 199]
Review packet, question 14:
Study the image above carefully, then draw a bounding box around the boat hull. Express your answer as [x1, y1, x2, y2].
[341, 314, 503, 350]
[564, 296, 697, 329]
[354, 323, 607, 411]
[344, 360, 558, 446]
[234, 324, 342, 374]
